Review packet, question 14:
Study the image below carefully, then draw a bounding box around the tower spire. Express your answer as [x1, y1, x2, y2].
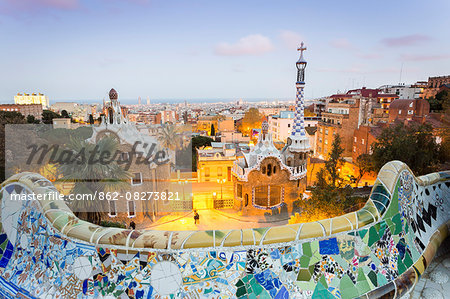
[291, 42, 308, 138]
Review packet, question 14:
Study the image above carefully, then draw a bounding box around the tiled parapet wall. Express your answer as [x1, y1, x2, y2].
[0, 161, 448, 298]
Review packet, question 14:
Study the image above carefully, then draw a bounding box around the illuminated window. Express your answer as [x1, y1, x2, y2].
[217, 167, 222, 177]
[131, 173, 142, 185]
[109, 200, 117, 217]
[128, 201, 136, 217]
[237, 184, 243, 198]
[253, 185, 282, 208]
[254, 186, 268, 207]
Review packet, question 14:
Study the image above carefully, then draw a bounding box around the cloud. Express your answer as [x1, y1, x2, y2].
[330, 38, 353, 49]
[279, 30, 303, 49]
[357, 53, 382, 59]
[400, 54, 450, 61]
[381, 34, 432, 47]
[317, 66, 399, 74]
[214, 34, 274, 56]
[0, 0, 79, 11]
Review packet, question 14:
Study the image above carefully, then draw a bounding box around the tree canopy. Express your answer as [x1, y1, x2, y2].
[294, 135, 364, 222]
[42, 110, 62, 124]
[239, 108, 263, 136]
[370, 122, 441, 175]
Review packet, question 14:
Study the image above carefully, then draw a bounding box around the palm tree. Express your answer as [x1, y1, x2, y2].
[56, 136, 130, 224]
[158, 123, 182, 169]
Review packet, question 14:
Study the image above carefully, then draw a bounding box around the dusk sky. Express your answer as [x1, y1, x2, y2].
[1, 0, 449, 103]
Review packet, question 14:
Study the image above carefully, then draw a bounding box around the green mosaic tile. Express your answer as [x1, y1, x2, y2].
[248, 293, 256, 299]
[236, 286, 246, 297]
[358, 228, 368, 239]
[236, 280, 244, 288]
[303, 243, 312, 257]
[377, 273, 388, 286]
[391, 214, 403, 235]
[403, 251, 413, 268]
[296, 280, 316, 291]
[398, 258, 406, 274]
[312, 282, 334, 299]
[373, 222, 380, 233]
[0, 240, 7, 251]
[356, 279, 371, 296]
[297, 268, 312, 281]
[382, 180, 400, 220]
[329, 276, 340, 288]
[252, 282, 263, 295]
[368, 270, 377, 287]
[309, 254, 321, 266]
[357, 268, 365, 282]
[259, 290, 271, 299]
[340, 274, 359, 299]
[378, 221, 387, 239]
[360, 265, 371, 275]
[384, 218, 395, 233]
[311, 240, 319, 255]
[331, 254, 348, 268]
[318, 274, 328, 288]
[367, 226, 379, 247]
[300, 255, 310, 268]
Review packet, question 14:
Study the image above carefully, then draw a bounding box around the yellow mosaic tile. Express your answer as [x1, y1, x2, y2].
[183, 231, 215, 248]
[331, 215, 353, 234]
[241, 229, 255, 246]
[262, 226, 297, 244]
[299, 222, 324, 240]
[222, 230, 242, 247]
[168, 231, 198, 250]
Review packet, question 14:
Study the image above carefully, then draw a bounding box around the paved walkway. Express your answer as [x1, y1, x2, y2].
[140, 209, 288, 231]
[410, 241, 450, 299]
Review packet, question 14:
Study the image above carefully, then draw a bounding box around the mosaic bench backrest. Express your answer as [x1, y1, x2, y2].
[0, 161, 448, 298]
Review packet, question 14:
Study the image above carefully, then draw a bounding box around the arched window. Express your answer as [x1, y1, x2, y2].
[267, 164, 272, 176]
[273, 166, 277, 174]
[245, 194, 249, 207]
[253, 185, 282, 208]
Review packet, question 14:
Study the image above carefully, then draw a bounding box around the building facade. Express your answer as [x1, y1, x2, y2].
[14, 93, 49, 108]
[388, 99, 430, 123]
[422, 75, 450, 98]
[87, 89, 177, 223]
[197, 143, 236, 183]
[0, 104, 43, 119]
[232, 43, 310, 216]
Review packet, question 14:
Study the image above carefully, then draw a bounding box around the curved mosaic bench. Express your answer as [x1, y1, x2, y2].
[0, 161, 448, 298]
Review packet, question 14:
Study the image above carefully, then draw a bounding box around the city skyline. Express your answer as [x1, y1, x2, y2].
[0, 0, 449, 102]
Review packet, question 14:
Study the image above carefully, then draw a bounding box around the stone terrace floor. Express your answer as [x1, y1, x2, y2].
[409, 239, 450, 299]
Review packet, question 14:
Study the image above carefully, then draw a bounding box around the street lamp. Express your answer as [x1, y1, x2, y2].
[178, 179, 188, 200]
[217, 178, 226, 200]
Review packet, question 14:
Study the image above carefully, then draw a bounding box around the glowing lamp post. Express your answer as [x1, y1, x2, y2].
[217, 178, 226, 200]
[178, 179, 188, 200]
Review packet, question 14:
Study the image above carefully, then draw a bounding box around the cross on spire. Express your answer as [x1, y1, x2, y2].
[297, 42, 307, 56]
